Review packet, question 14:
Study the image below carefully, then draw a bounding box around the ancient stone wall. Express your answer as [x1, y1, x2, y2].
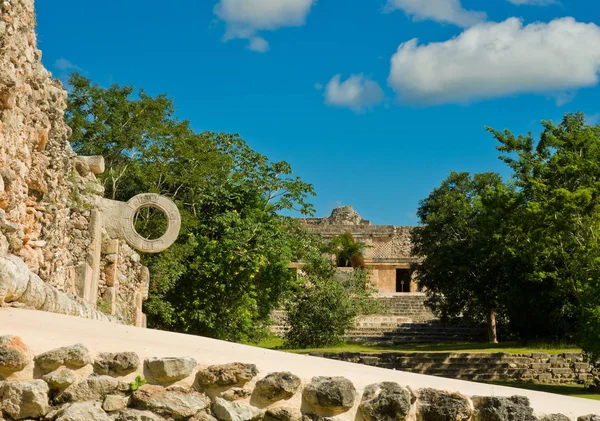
[0, 335, 591, 421]
[0, 0, 167, 326]
[311, 352, 596, 385]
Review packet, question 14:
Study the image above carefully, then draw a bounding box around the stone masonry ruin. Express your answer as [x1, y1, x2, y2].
[0, 334, 596, 421]
[298, 206, 418, 294]
[0, 0, 180, 326]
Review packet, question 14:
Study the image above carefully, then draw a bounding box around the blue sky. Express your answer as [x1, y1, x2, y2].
[37, 0, 600, 225]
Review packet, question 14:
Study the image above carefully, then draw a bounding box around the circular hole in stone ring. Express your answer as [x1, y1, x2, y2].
[120, 194, 181, 253]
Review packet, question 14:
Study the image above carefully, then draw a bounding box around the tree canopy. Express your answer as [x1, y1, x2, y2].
[67, 73, 316, 341]
[413, 112, 599, 354]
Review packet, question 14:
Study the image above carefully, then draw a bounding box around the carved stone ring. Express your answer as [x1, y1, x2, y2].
[101, 193, 181, 253]
[120, 194, 181, 253]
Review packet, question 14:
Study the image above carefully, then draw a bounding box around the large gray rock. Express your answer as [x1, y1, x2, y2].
[264, 407, 303, 421]
[578, 416, 600, 421]
[473, 396, 536, 421]
[130, 384, 211, 419]
[0, 379, 49, 420]
[540, 416, 570, 421]
[42, 368, 77, 392]
[254, 372, 301, 403]
[55, 402, 111, 421]
[117, 409, 166, 421]
[0, 335, 30, 378]
[303, 376, 356, 415]
[94, 352, 140, 376]
[57, 375, 120, 403]
[197, 362, 258, 387]
[212, 397, 263, 421]
[145, 357, 196, 383]
[359, 382, 412, 421]
[416, 388, 472, 421]
[34, 343, 92, 373]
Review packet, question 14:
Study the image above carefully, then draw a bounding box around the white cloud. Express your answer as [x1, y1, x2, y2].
[324, 74, 384, 112]
[508, 0, 557, 5]
[54, 58, 81, 71]
[214, 0, 316, 52]
[388, 17, 600, 105]
[385, 0, 486, 28]
[248, 36, 269, 53]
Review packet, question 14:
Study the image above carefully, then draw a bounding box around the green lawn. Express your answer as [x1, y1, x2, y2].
[251, 337, 581, 355]
[248, 337, 600, 401]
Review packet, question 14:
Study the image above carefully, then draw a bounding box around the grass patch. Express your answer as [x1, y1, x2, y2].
[250, 337, 581, 355]
[484, 380, 600, 401]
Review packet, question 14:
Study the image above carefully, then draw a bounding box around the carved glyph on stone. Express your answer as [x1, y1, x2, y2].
[101, 194, 181, 253]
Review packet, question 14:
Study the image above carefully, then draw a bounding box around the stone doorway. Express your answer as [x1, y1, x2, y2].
[396, 268, 411, 292]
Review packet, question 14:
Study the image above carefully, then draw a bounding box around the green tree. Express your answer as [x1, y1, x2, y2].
[328, 232, 369, 268]
[284, 248, 379, 348]
[412, 171, 518, 343]
[66, 74, 316, 341]
[488, 112, 600, 360]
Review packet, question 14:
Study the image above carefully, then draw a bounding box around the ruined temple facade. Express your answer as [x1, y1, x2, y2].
[298, 206, 419, 294]
[0, 0, 179, 325]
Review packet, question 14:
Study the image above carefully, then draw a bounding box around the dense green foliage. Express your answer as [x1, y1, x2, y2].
[489, 113, 600, 360]
[67, 74, 316, 342]
[284, 250, 379, 348]
[412, 172, 518, 343]
[413, 113, 599, 355]
[327, 232, 368, 268]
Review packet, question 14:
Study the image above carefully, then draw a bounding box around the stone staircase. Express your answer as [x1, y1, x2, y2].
[375, 294, 437, 322]
[345, 294, 485, 344]
[346, 320, 486, 344]
[311, 352, 532, 382]
[271, 294, 486, 345]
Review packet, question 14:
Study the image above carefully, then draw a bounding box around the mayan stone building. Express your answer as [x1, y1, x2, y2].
[298, 206, 418, 294]
[0, 0, 180, 326]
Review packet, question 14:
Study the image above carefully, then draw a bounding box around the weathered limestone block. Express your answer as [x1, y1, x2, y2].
[540, 415, 570, 421]
[359, 382, 412, 421]
[102, 287, 117, 315]
[34, 343, 92, 374]
[130, 384, 210, 420]
[117, 408, 166, 421]
[416, 388, 472, 421]
[0, 379, 49, 420]
[0, 255, 112, 322]
[264, 407, 303, 421]
[303, 376, 356, 415]
[578, 416, 600, 421]
[213, 397, 263, 421]
[94, 352, 140, 376]
[57, 375, 120, 403]
[254, 372, 301, 403]
[197, 362, 258, 388]
[103, 394, 129, 412]
[42, 368, 77, 392]
[145, 357, 196, 384]
[219, 387, 252, 401]
[191, 412, 220, 421]
[55, 401, 111, 421]
[0, 335, 30, 378]
[73, 156, 105, 176]
[472, 395, 536, 421]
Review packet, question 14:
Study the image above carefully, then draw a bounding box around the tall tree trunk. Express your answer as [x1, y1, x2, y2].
[486, 308, 498, 343]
